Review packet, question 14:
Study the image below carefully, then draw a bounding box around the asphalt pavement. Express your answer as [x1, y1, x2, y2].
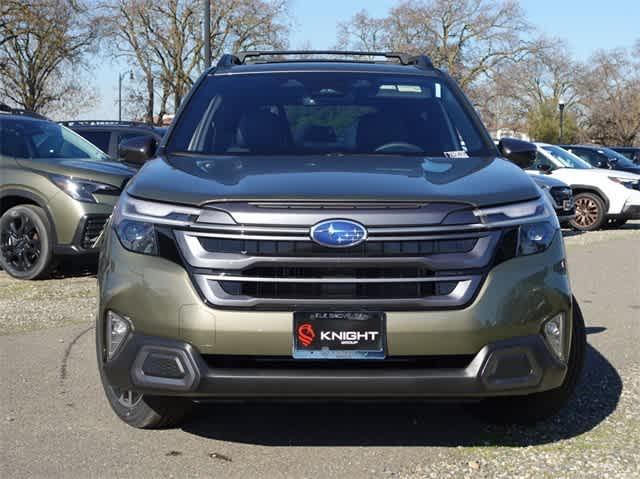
[1, 224, 639, 478]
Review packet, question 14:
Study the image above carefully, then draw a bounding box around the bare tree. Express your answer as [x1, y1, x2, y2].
[337, 0, 541, 89]
[101, 0, 157, 123]
[477, 39, 585, 141]
[0, 0, 103, 116]
[578, 48, 640, 146]
[336, 10, 389, 52]
[100, 0, 289, 122]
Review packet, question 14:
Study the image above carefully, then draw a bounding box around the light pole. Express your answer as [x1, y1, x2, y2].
[558, 98, 566, 143]
[118, 70, 134, 122]
[203, 0, 211, 68]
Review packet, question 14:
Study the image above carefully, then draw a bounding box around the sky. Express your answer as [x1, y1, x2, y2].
[84, 0, 640, 120]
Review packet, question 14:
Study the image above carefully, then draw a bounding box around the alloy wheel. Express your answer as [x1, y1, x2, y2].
[0, 212, 42, 272]
[112, 387, 143, 409]
[574, 197, 600, 228]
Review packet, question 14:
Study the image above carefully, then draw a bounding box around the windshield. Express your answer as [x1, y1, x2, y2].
[0, 118, 110, 161]
[600, 147, 638, 169]
[167, 72, 493, 157]
[541, 145, 592, 169]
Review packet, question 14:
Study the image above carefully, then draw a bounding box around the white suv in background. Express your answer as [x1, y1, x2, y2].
[528, 143, 640, 231]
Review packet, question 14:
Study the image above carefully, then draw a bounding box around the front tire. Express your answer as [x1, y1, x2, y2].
[570, 192, 606, 231]
[0, 205, 53, 280]
[96, 327, 192, 429]
[472, 297, 586, 425]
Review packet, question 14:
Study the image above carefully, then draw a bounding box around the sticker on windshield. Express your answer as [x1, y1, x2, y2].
[444, 150, 469, 159]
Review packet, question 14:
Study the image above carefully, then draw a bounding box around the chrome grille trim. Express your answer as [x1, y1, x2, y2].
[247, 202, 427, 209]
[174, 230, 498, 271]
[194, 275, 480, 308]
[166, 199, 533, 309]
[188, 217, 544, 235]
[198, 273, 474, 284]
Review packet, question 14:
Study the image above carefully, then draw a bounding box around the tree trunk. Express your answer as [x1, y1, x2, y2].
[146, 75, 154, 124]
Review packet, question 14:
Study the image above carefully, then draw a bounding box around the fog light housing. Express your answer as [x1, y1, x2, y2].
[106, 311, 131, 360]
[543, 313, 565, 362]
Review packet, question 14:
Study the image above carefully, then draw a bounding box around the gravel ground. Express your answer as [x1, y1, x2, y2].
[0, 222, 638, 478]
[0, 266, 97, 335]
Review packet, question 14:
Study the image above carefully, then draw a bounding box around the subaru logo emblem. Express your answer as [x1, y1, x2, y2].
[310, 219, 368, 248]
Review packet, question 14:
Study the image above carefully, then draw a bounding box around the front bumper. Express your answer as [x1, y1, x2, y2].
[98, 230, 572, 398]
[620, 203, 640, 220]
[48, 191, 116, 255]
[102, 331, 566, 398]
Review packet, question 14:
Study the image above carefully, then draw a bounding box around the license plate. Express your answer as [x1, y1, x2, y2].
[293, 311, 386, 359]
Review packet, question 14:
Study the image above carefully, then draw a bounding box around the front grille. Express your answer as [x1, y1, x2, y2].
[219, 279, 458, 300]
[174, 202, 502, 310]
[240, 266, 438, 279]
[550, 187, 573, 203]
[80, 216, 109, 249]
[198, 237, 478, 257]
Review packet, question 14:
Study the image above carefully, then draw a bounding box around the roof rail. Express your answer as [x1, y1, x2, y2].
[226, 50, 434, 69]
[0, 103, 49, 120]
[216, 53, 242, 69]
[58, 120, 153, 127]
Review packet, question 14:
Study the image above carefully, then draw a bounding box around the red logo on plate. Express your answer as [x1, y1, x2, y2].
[297, 323, 316, 347]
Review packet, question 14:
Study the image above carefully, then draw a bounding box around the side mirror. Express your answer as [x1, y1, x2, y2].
[498, 137, 537, 169]
[118, 136, 157, 166]
[536, 163, 552, 174]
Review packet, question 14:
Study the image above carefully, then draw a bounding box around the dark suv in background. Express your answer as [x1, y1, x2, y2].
[61, 120, 166, 164]
[611, 147, 640, 165]
[562, 144, 640, 174]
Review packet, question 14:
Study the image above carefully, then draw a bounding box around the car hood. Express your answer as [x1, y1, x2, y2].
[527, 172, 570, 188]
[542, 167, 640, 182]
[17, 157, 136, 188]
[610, 164, 640, 174]
[126, 154, 540, 208]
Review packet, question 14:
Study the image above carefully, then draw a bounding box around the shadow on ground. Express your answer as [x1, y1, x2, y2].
[49, 258, 97, 279]
[561, 220, 639, 238]
[183, 341, 621, 447]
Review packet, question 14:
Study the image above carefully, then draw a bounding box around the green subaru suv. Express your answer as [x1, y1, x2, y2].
[0, 110, 135, 279]
[96, 52, 586, 429]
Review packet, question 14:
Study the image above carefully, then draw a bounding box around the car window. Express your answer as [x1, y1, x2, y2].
[540, 145, 592, 169]
[168, 72, 493, 158]
[567, 148, 602, 166]
[76, 130, 111, 153]
[0, 118, 109, 161]
[600, 147, 638, 169]
[532, 151, 554, 170]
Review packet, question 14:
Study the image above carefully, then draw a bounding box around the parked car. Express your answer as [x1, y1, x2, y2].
[560, 144, 640, 174]
[610, 147, 640, 165]
[60, 120, 166, 166]
[528, 174, 575, 225]
[529, 143, 640, 230]
[96, 51, 588, 429]
[0, 109, 135, 279]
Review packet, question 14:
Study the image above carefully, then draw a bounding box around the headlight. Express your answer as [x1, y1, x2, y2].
[50, 174, 119, 203]
[112, 193, 203, 255]
[608, 176, 638, 189]
[518, 220, 557, 255]
[116, 219, 157, 255]
[474, 198, 559, 256]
